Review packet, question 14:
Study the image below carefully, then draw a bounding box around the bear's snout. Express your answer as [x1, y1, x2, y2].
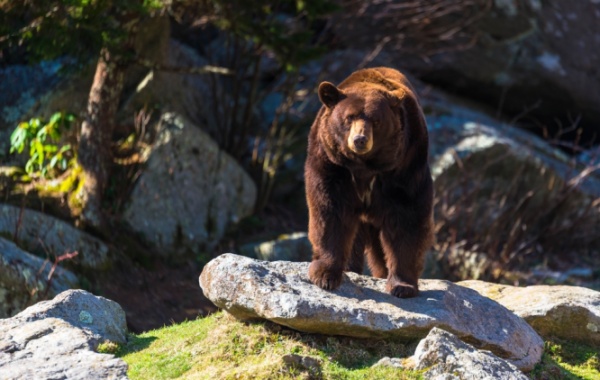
[347, 119, 373, 154]
[353, 135, 368, 150]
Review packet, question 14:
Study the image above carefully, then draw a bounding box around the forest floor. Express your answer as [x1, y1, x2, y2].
[94, 258, 217, 333]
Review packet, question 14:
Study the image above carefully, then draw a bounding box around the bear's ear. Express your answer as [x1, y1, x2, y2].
[318, 82, 344, 108]
[385, 89, 405, 109]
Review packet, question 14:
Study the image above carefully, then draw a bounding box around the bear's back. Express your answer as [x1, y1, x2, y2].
[337, 67, 415, 95]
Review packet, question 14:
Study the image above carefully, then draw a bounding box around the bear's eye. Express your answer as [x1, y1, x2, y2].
[373, 120, 380, 127]
[345, 116, 353, 124]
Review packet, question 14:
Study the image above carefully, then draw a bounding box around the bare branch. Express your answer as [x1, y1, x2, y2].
[134, 58, 233, 75]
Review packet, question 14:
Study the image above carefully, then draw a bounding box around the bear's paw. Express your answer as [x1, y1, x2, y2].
[308, 260, 344, 290]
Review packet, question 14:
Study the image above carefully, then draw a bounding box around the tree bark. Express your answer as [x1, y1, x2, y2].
[78, 47, 125, 229]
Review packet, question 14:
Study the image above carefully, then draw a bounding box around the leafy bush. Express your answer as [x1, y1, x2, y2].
[10, 112, 76, 179]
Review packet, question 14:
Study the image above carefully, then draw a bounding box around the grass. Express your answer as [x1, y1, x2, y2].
[115, 311, 600, 379]
[530, 339, 600, 380]
[116, 311, 420, 379]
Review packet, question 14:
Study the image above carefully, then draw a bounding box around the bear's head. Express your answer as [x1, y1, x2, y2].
[317, 80, 426, 172]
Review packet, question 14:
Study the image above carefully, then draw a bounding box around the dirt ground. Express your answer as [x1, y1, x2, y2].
[94, 258, 217, 333]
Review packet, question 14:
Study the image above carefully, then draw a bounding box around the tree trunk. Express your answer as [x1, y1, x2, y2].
[78, 47, 125, 229]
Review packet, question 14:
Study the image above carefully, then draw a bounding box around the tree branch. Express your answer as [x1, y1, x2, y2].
[134, 58, 233, 75]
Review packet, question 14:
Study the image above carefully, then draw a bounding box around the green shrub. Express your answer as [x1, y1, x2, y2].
[10, 112, 76, 179]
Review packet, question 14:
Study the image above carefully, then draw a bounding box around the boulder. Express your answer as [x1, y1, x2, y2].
[12, 289, 128, 344]
[0, 237, 79, 318]
[199, 254, 543, 371]
[409, 327, 528, 379]
[238, 232, 312, 262]
[460, 280, 600, 346]
[0, 289, 129, 380]
[423, 89, 600, 278]
[124, 113, 256, 257]
[332, 1, 600, 140]
[426, 98, 600, 198]
[0, 204, 111, 270]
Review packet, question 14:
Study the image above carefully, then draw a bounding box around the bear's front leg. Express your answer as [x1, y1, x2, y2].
[306, 173, 359, 290]
[379, 215, 431, 298]
[308, 211, 359, 290]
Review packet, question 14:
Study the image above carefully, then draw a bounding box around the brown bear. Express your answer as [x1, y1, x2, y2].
[305, 67, 434, 298]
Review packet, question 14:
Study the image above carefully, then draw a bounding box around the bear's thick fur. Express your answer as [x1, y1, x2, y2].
[305, 67, 434, 298]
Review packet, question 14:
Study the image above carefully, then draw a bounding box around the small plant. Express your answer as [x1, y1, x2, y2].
[97, 341, 121, 355]
[10, 112, 76, 179]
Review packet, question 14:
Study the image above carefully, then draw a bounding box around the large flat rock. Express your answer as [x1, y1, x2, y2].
[460, 280, 600, 347]
[199, 254, 543, 371]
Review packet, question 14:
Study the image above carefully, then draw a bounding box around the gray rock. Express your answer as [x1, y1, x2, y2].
[0, 204, 110, 270]
[373, 357, 405, 369]
[199, 254, 543, 371]
[427, 108, 600, 197]
[281, 354, 323, 376]
[460, 280, 600, 346]
[124, 113, 256, 257]
[12, 289, 128, 344]
[0, 237, 79, 318]
[411, 327, 528, 379]
[0, 318, 129, 380]
[238, 232, 312, 262]
[0, 290, 129, 380]
[423, 91, 600, 270]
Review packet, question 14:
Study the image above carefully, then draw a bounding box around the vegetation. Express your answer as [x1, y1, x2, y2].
[9, 112, 76, 179]
[1, 0, 166, 228]
[530, 339, 600, 380]
[117, 312, 419, 379]
[113, 311, 600, 380]
[0, 0, 336, 221]
[432, 142, 600, 284]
